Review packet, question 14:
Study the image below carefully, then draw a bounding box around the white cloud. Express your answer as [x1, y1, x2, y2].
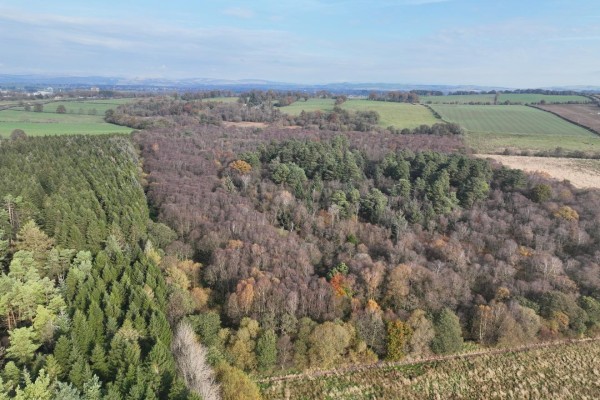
[0, 5, 598, 86]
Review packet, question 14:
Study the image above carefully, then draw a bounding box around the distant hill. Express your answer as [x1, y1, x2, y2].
[0, 74, 599, 93]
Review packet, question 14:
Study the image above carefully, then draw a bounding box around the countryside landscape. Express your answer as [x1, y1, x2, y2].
[1, 1, 600, 399]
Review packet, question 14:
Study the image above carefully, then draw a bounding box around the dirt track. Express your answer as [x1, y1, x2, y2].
[477, 154, 600, 189]
[259, 336, 600, 384]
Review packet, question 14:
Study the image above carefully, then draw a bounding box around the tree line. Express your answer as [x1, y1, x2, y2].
[104, 96, 464, 135]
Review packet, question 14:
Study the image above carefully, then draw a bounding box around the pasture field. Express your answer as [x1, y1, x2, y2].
[431, 104, 600, 153]
[536, 103, 600, 134]
[499, 93, 591, 104]
[421, 93, 590, 105]
[13, 98, 135, 115]
[279, 98, 336, 115]
[421, 94, 495, 104]
[280, 99, 439, 129]
[261, 339, 600, 400]
[344, 100, 439, 129]
[0, 109, 132, 137]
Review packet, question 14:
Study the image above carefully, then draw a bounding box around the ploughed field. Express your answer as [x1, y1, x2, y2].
[536, 103, 600, 134]
[260, 339, 600, 400]
[430, 104, 600, 153]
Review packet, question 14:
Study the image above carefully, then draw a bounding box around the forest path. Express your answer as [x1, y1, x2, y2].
[258, 336, 600, 384]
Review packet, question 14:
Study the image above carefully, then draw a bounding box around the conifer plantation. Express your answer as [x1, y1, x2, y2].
[1, 92, 600, 399]
[0, 136, 199, 398]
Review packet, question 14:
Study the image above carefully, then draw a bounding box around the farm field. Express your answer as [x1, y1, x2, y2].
[499, 93, 591, 104]
[280, 99, 439, 129]
[431, 104, 600, 153]
[261, 339, 600, 400]
[13, 98, 135, 115]
[421, 93, 591, 105]
[280, 98, 336, 115]
[0, 108, 132, 137]
[478, 154, 600, 189]
[342, 100, 439, 129]
[421, 94, 495, 104]
[0, 100, 24, 107]
[536, 103, 600, 134]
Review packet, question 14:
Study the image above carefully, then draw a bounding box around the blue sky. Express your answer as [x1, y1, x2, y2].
[0, 0, 599, 87]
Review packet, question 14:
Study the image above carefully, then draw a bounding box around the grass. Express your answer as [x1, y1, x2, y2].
[280, 99, 439, 129]
[431, 104, 600, 153]
[343, 100, 439, 129]
[421, 94, 496, 104]
[499, 93, 591, 104]
[261, 340, 600, 399]
[279, 98, 336, 115]
[421, 94, 591, 105]
[0, 109, 132, 137]
[13, 98, 135, 115]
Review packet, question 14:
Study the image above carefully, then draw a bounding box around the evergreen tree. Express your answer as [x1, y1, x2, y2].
[13, 369, 52, 400]
[53, 336, 71, 379]
[431, 308, 463, 355]
[256, 329, 277, 372]
[7, 327, 40, 365]
[90, 343, 109, 381]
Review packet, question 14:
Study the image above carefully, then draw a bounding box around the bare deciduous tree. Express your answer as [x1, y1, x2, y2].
[172, 322, 221, 400]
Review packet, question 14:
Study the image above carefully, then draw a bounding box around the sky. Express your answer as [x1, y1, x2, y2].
[0, 0, 599, 87]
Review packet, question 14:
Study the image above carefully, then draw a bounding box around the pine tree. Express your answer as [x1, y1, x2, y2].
[431, 308, 463, 354]
[14, 220, 55, 266]
[7, 327, 40, 365]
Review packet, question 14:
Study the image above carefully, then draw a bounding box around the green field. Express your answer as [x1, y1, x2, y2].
[343, 100, 439, 129]
[421, 94, 495, 104]
[0, 101, 25, 107]
[280, 99, 439, 129]
[421, 93, 591, 105]
[280, 98, 336, 115]
[13, 98, 135, 115]
[431, 104, 600, 153]
[261, 340, 600, 400]
[499, 93, 591, 104]
[0, 109, 132, 137]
